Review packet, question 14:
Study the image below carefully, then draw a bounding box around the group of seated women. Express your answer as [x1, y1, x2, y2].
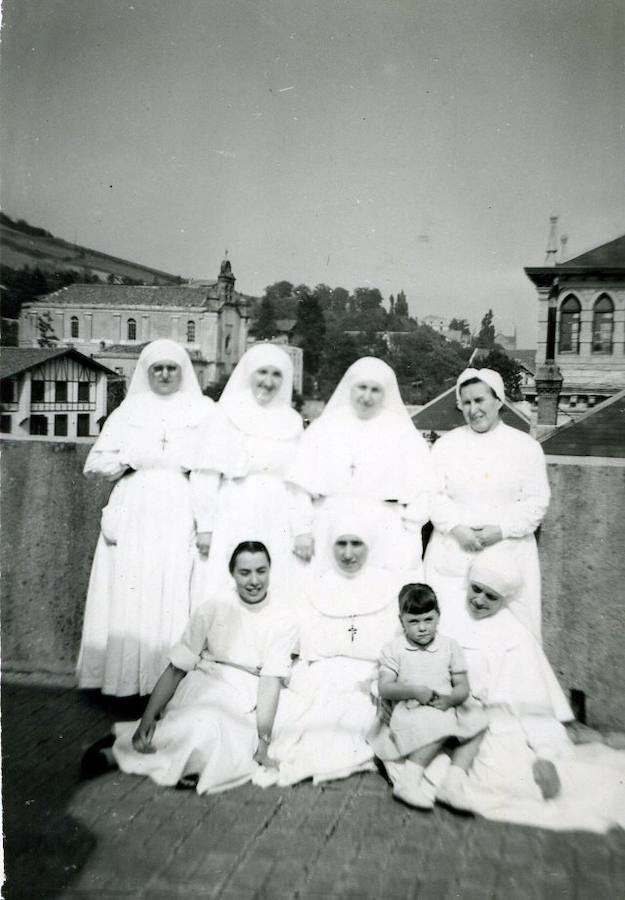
[78, 338, 625, 833]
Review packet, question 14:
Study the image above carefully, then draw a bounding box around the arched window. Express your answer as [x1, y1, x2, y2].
[127, 318, 137, 341]
[558, 295, 580, 353]
[592, 294, 614, 354]
[186, 320, 196, 342]
[70, 316, 79, 339]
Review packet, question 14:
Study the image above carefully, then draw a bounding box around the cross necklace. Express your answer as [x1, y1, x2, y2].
[160, 431, 169, 452]
[348, 616, 358, 642]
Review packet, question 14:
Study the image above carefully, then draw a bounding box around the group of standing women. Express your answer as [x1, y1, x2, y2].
[78, 338, 625, 834]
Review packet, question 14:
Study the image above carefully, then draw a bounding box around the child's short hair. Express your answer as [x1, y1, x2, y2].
[398, 583, 439, 615]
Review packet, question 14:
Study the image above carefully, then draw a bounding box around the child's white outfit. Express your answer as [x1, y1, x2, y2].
[368, 633, 487, 761]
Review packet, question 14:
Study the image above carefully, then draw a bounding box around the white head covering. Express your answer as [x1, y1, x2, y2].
[468, 543, 523, 599]
[287, 357, 431, 503]
[312, 498, 394, 617]
[113, 339, 210, 429]
[324, 357, 408, 418]
[327, 497, 381, 571]
[455, 368, 505, 405]
[218, 343, 301, 439]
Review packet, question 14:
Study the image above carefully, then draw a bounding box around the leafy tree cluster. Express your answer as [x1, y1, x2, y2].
[0, 264, 104, 322]
[0, 212, 53, 239]
[252, 281, 478, 402]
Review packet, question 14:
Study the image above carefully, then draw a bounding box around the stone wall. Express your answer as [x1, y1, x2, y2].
[541, 459, 625, 729]
[1, 439, 110, 675]
[2, 441, 624, 728]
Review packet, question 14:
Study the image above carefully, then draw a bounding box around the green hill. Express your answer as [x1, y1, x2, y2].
[0, 213, 183, 286]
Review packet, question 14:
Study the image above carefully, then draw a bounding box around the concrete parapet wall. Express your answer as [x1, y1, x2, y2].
[541, 459, 625, 729]
[1, 443, 624, 729]
[1, 439, 110, 675]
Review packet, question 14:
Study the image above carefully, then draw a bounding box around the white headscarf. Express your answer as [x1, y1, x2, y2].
[313, 498, 394, 617]
[455, 368, 505, 405]
[323, 357, 409, 418]
[462, 545, 573, 720]
[468, 543, 523, 599]
[98, 339, 211, 445]
[218, 343, 301, 440]
[288, 356, 430, 502]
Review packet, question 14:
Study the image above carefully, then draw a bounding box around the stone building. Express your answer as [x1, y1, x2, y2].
[18, 257, 250, 390]
[525, 233, 625, 418]
[0, 347, 114, 439]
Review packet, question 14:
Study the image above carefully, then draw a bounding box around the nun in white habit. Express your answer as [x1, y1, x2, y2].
[270, 500, 404, 786]
[442, 547, 625, 833]
[191, 343, 312, 600]
[77, 339, 215, 696]
[287, 357, 432, 574]
[424, 367, 550, 641]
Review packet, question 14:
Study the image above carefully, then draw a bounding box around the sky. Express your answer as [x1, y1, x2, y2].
[1, 0, 624, 345]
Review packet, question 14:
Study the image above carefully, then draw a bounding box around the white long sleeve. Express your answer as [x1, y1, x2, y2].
[287, 482, 314, 537]
[189, 470, 222, 532]
[498, 442, 550, 539]
[83, 447, 129, 482]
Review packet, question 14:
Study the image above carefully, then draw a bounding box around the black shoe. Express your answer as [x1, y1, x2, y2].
[175, 773, 199, 791]
[80, 733, 117, 779]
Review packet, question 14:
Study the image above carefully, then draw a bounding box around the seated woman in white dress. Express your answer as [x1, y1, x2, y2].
[81, 541, 299, 794]
[271, 502, 403, 786]
[287, 357, 432, 574]
[191, 343, 312, 599]
[437, 546, 625, 833]
[77, 339, 215, 697]
[424, 367, 550, 641]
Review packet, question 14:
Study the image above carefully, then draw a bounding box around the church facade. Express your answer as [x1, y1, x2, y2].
[18, 258, 250, 390]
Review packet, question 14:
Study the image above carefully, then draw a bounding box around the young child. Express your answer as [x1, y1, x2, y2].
[368, 583, 487, 809]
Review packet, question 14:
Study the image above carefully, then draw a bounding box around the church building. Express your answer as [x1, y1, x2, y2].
[18, 257, 250, 390]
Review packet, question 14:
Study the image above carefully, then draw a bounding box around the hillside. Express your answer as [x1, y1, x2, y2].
[0, 213, 183, 285]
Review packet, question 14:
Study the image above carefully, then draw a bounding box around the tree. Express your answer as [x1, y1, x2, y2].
[394, 290, 409, 317]
[251, 296, 278, 339]
[330, 287, 349, 312]
[476, 309, 496, 348]
[480, 347, 522, 399]
[313, 283, 333, 310]
[37, 311, 58, 347]
[294, 289, 326, 375]
[265, 280, 293, 303]
[449, 317, 471, 336]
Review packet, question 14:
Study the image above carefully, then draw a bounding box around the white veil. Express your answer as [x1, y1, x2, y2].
[218, 343, 302, 440]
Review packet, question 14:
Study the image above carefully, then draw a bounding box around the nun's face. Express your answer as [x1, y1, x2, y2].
[148, 360, 182, 395]
[458, 382, 502, 433]
[467, 580, 505, 619]
[251, 366, 283, 405]
[350, 380, 385, 419]
[333, 534, 368, 574]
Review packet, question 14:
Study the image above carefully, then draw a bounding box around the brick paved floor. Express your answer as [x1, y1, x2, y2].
[3, 676, 625, 900]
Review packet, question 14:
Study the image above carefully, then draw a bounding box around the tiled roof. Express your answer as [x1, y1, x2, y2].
[0, 346, 116, 379]
[412, 386, 531, 433]
[561, 234, 625, 269]
[540, 389, 625, 457]
[25, 283, 242, 310]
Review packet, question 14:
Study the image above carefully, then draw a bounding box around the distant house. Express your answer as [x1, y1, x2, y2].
[495, 330, 517, 351]
[540, 389, 625, 459]
[525, 233, 625, 417]
[422, 315, 448, 335]
[411, 385, 531, 442]
[0, 347, 114, 439]
[18, 257, 250, 390]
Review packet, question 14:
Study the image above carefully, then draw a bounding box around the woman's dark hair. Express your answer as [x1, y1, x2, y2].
[458, 377, 498, 400]
[228, 541, 271, 574]
[398, 583, 439, 615]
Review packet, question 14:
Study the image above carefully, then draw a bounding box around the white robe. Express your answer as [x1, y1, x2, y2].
[77, 395, 214, 696]
[113, 588, 299, 794]
[272, 566, 403, 785]
[424, 422, 550, 640]
[288, 407, 432, 574]
[461, 609, 625, 832]
[191, 410, 312, 601]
